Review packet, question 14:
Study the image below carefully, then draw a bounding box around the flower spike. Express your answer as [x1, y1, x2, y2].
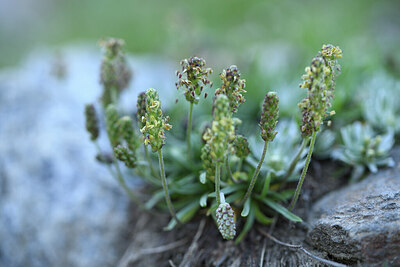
[99, 38, 132, 108]
[216, 202, 236, 240]
[176, 56, 213, 104]
[260, 92, 279, 142]
[85, 104, 100, 141]
[298, 44, 342, 137]
[140, 88, 172, 152]
[215, 65, 246, 113]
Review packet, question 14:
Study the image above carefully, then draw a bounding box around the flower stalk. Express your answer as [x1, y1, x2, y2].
[289, 131, 317, 210]
[242, 92, 279, 205]
[141, 88, 180, 223]
[289, 44, 342, 210]
[176, 56, 212, 156]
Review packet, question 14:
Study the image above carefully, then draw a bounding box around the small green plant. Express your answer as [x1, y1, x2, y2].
[288, 44, 342, 210]
[85, 39, 343, 241]
[332, 121, 394, 181]
[360, 73, 400, 134]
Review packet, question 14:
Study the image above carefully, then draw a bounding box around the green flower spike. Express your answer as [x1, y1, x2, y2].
[114, 145, 136, 168]
[203, 95, 235, 163]
[215, 65, 247, 113]
[260, 92, 279, 142]
[105, 104, 141, 205]
[118, 116, 138, 152]
[141, 88, 180, 224]
[289, 44, 342, 211]
[233, 135, 250, 159]
[140, 88, 172, 153]
[176, 56, 213, 156]
[298, 44, 342, 137]
[84, 104, 100, 141]
[136, 91, 157, 177]
[216, 202, 236, 240]
[200, 143, 215, 181]
[242, 92, 279, 206]
[176, 56, 213, 104]
[136, 92, 147, 129]
[100, 38, 132, 108]
[203, 95, 235, 205]
[95, 153, 114, 165]
[105, 104, 121, 148]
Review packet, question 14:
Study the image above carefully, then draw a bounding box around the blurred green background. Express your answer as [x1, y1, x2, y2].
[1, 0, 399, 68]
[1, 0, 399, 121]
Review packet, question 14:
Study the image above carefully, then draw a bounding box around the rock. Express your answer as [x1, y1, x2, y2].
[307, 147, 400, 265]
[0, 46, 174, 266]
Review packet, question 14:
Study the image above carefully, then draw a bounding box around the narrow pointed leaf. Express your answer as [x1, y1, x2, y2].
[261, 198, 302, 222]
[200, 193, 208, 207]
[164, 202, 200, 231]
[200, 171, 206, 184]
[241, 197, 251, 217]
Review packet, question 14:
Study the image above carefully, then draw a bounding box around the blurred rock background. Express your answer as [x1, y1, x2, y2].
[0, 0, 399, 266]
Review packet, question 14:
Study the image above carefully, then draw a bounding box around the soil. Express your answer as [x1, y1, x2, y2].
[117, 161, 350, 267]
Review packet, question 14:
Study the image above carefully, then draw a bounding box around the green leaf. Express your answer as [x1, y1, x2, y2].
[267, 189, 294, 202]
[254, 204, 273, 225]
[199, 172, 206, 184]
[261, 198, 302, 222]
[144, 190, 164, 210]
[200, 193, 208, 207]
[235, 205, 255, 244]
[261, 172, 271, 198]
[170, 183, 204, 195]
[241, 197, 251, 217]
[208, 184, 246, 197]
[164, 201, 200, 231]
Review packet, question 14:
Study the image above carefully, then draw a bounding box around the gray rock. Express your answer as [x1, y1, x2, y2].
[0, 46, 174, 267]
[308, 148, 400, 265]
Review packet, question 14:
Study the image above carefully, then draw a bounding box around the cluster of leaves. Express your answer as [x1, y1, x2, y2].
[313, 73, 399, 180]
[332, 122, 394, 181]
[85, 39, 351, 242]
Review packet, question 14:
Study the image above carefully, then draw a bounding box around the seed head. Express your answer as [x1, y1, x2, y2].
[114, 145, 136, 168]
[136, 92, 147, 129]
[95, 153, 114, 165]
[99, 38, 132, 108]
[215, 65, 246, 113]
[233, 135, 250, 159]
[84, 104, 99, 141]
[105, 104, 121, 147]
[200, 143, 215, 181]
[118, 116, 139, 151]
[203, 95, 235, 162]
[299, 44, 342, 137]
[176, 56, 213, 104]
[140, 88, 172, 152]
[260, 92, 279, 142]
[216, 202, 236, 240]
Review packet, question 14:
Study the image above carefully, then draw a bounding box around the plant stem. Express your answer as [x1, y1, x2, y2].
[215, 163, 222, 205]
[158, 149, 181, 224]
[225, 156, 234, 180]
[289, 131, 317, 211]
[280, 137, 310, 187]
[242, 141, 268, 205]
[237, 158, 243, 173]
[186, 102, 194, 157]
[114, 160, 143, 207]
[144, 144, 157, 178]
